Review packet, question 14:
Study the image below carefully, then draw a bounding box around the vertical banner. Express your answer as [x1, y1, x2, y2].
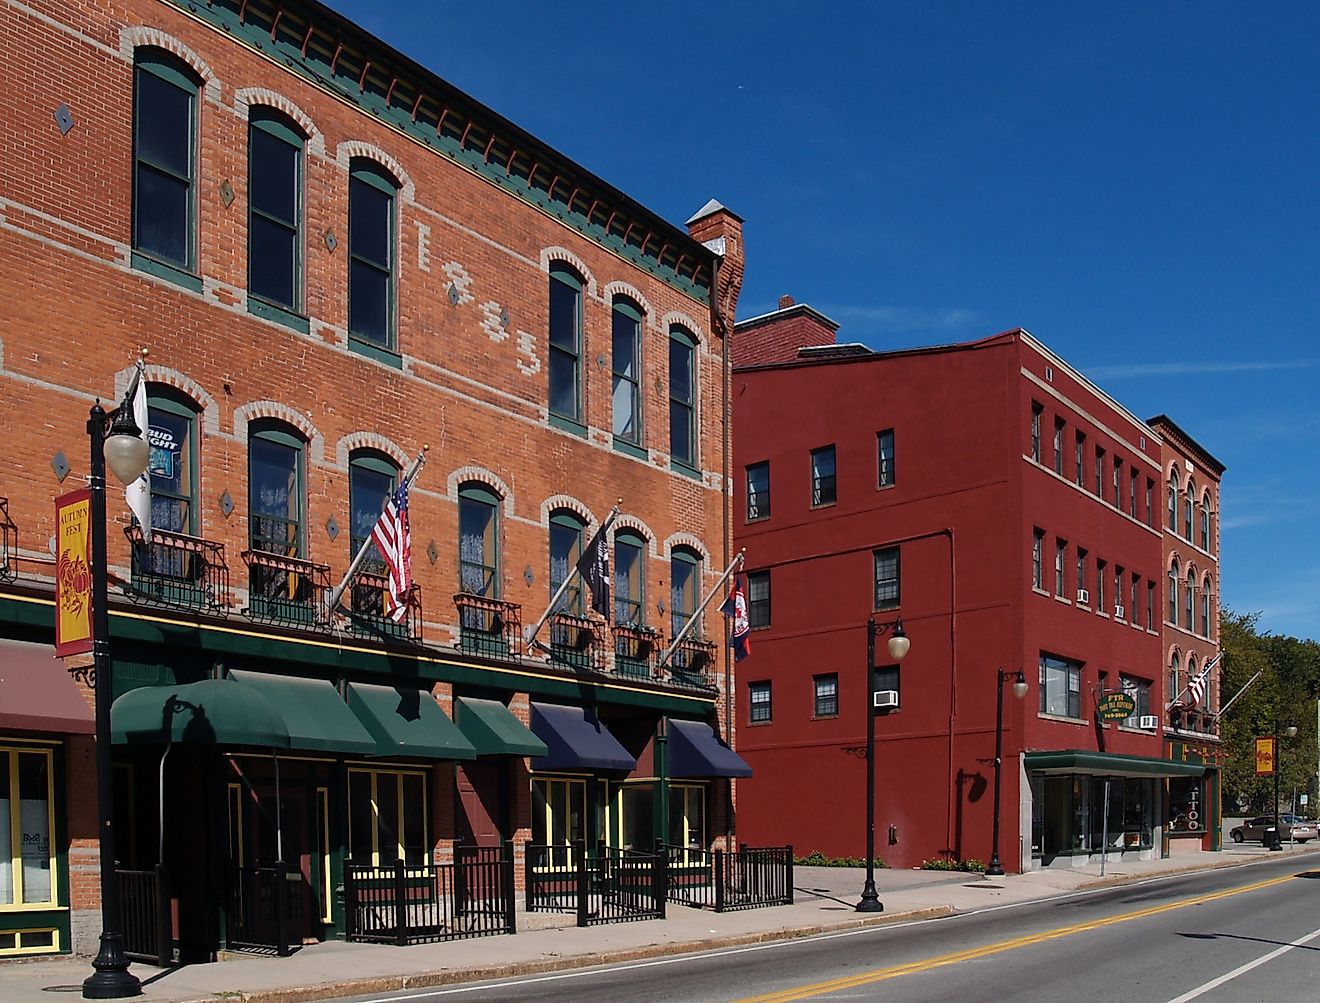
[1254, 737, 1276, 776]
[54, 488, 94, 657]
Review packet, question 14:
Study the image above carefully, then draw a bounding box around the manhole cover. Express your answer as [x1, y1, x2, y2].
[42, 986, 83, 993]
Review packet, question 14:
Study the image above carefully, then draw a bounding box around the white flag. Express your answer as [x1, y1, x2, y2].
[125, 371, 152, 543]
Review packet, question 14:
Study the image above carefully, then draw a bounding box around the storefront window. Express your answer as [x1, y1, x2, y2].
[668, 784, 705, 863]
[347, 768, 427, 867]
[620, 783, 653, 851]
[531, 776, 588, 868]
[1168, 777, 1204, 834]
[1087, 777, 1154, 850]
[1, 748, 54, 908]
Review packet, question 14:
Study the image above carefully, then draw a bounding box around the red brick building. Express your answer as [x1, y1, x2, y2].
[0, 0, 745, 961]
[731, 301, 1216, 872]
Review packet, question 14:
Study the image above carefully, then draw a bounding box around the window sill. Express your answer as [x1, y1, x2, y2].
[348, 336, 403, 369]
[745, 514, 770, 525]
[1095, 611, 1110, 619]
[612, 435, 647, 460]
[249, 296, 310, 333]
[812, 714, 839, 721]
[131, 251, 202, 293]
[810, 500, 837, 510]
[1037, 712, 1088, 726]
[746, 719, 773, 727]
[549, 412, 587, 437]
[876, 482, 896, 492]
[1032, 586, 1050, 597]
[672, 460, 702, 481]
[1054, 594, 1071, 605]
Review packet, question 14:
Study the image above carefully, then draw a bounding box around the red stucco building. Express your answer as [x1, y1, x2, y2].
[731, 300, 1219, 872]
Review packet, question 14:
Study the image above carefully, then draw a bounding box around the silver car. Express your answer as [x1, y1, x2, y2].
[1230, 814, 1316, 843]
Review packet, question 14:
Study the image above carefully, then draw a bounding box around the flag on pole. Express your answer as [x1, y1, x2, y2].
[371, 482, 412, 623]
[719, 576, 751, 662]
[1185, 653, 1219, 708]
[125, 367, 152, 543]
[575, 510, 617, 621]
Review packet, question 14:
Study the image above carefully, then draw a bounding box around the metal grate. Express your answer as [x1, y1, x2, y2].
[0, 498, 15, 583]
[666, 637, 717, 689]
[663, 844, 794, 912]
[240, 549, 330, 628]
[453, 593, 523, 658]
[612, 623, 659, 680]
[525, 842, 665, 926]
[124, 526, 230, 614]
[346, 571, 422, 643]
[548, 611, 606, 672]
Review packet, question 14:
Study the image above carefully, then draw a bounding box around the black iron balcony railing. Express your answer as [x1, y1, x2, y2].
[453, 593, 523, 658]
[241, 549, 330, 627]
[666, 637, 718, 689]
[612, 623, 659, 680]
[124, 526, 230, 614]
[347, 569, 422, 643]
[0, 497, 15, 583]
[549, 611, 606, 672]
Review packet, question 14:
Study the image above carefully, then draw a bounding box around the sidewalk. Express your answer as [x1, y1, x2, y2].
[4, 843, 1312, 1003]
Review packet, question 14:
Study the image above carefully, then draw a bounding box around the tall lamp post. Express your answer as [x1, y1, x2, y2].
[985, 669, 1028, 877]
[1269, 720, 1299, 852]
[83, 392, 150, 1000]
[856, 617, 910, 913]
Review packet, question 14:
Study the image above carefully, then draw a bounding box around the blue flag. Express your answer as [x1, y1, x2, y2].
[719, 577, 751, 661]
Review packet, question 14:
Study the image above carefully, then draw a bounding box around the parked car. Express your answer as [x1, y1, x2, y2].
[1230, 814, 1316, 843]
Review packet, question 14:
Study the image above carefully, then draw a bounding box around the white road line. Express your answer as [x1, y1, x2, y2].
[1165, 925, 1320, 1003]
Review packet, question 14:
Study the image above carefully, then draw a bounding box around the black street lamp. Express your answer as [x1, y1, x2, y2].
[82, 390, 149, 1000]
[1269, 719, 1299, 852]
[985, 669, 1028, 877]
[856, 617, 910, 913]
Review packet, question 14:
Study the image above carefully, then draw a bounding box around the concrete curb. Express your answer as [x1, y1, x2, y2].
[1072, 846, 1315, 892]
[171, 907, 956, 1003]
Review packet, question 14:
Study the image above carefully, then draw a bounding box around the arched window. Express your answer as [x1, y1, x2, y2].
[549, 509, 586, 615]
[1167, 559, 1179, 625]
[669, 326, 698, 471]
[1167, 484, 1177, 531]
[348, 451, 397, 567]
[1185, 654, 1197, 704]
[348, 158, 398, 351]
[611, 298, 642, 445]
[1200, 493, 1211, 550]
[1201, 576, 1212, 636]
[670, 547, 702, 639]
[133, 49, 201, 272]
[1169, 650, 1181, 701]
[614, 529, 646, 625]
[249, 108, 305, 316]
[1184, 568, 1195, 630]
[1184, 481, 1194, 540]
[548, 264, 584, 426]
[145, 386, 199, 536]
[248, 421, 307, 612]
[458, 483, 501, 599]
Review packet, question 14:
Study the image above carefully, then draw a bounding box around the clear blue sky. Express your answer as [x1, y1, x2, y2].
[329, 1, 1320, 642]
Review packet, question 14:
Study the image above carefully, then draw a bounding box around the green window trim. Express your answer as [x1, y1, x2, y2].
[132, 48, 200, 274]
[611, 297, 643, 446]
[549, 510, 586, 616]
[348, 159, 399, 351]
[248, 107, 305, 316]
[348, 450, 398, 568]
[458, 482, 501, 600]
[670, 547, 701, 639]
[668, 325, 697, 471]
[548, 264, 584, 425]
[614, 529, 646, 627]
[145, 389, 200, 536]
[248, 422, 307, 558]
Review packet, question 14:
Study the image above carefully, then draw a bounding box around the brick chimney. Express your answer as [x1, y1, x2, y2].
[731, 296, 839, 367]
[686, 199, 744, 337]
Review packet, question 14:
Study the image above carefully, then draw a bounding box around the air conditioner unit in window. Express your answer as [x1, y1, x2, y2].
[1076, 588, 1090, 605]
[1138, 715, 1159, 730]
[1114, 605, 1125, 620]
[873, 690, 899, 710]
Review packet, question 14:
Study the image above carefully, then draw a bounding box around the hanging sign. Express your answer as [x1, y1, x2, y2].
[54, 488, 94, 657]
[1255, 737, 1276, 776]
[1096, 692, 1136, 721]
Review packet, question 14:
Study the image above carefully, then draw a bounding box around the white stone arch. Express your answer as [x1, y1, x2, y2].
[661, 310, 706, 344]
[540, 493, 598, 532]
[612, 513, 658, 556]
[449, 465, 515, 518]
[234, 87, 326, 156]
[232, 400, 324, 462]
[540, 246, 598, 298]
[602, 280, 654, 319]
[662, 531, 712, 567]
[115, 364, 221, 437]
[336, 431, 408, 470]
[120, 26, 221, 103]
[336, 140, 416, 203]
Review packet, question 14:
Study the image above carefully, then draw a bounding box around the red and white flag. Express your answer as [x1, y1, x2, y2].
[371, 482, 412, 622]
[1185, 654, 1219, 707]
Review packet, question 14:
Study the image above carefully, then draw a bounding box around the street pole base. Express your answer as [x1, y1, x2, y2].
[855, 881, 884, 913]
[985, 861, 1005, 877]
[82, 933, 141, 999]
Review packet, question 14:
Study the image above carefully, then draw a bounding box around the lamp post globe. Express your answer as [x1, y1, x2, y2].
[887, 620, 910, 662]
[1286, 724, 1299, 739]
[103, 405, 149, 484]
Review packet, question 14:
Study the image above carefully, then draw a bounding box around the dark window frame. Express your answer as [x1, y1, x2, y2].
[458, 482, 502, 600]
[248, 108, 305, 315]
[877, 428, 896, 487]
[813, 673, 839, 718]
[668, 326, 698, 470]
[548, 264, 585, 426]
[747, 570, 771, 629]
[549, 509, 586, 616]
[745, 461, 770, 521]
[348, 159, 399, 351]
[248, 422, 306, 559]
[873, 546, 900, 610]
[748, 681, 772, 724]
[611, 297, 643, 445]
[811, 444, 837, 507]
[614, 528, 646, 626]
[1039, 653, 1082, 718]
[132, 49, 200, 273]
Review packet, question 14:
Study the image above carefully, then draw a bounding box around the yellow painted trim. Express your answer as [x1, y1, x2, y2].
[0, 747, 59, 909]
[316, 787, 331, 924]
[0, 736, 64, 747]
[735, 873, 1298, 1003]
[0, 925, 61, 955]
[0, 903, 69, 913]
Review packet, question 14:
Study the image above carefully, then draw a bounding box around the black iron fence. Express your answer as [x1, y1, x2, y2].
[117, 865, 172, 966]
[664, 844, 794, 912]
[525, 842, 666, 926]
[344, 846, 515, 945]
[228, 863, 297, 956]
[124, 525, 230, 614]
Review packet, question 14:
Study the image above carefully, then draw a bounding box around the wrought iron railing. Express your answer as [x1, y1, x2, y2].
[124, 525, 230, 614]
[453, 593, 523, 658]
[117, 865, 172, 966]
[548, 611, 606, 672]
[613, 623, 659, 680]
[344, 847, 515, 945]
[662, 844, 794, 912]
[346, 570, 422, 643]
[525, 842, 665, 926]
[228, 863, 298, 956]
[0, 497, 15, 583]
[240, 550, 330, 627]
[666, 637, 718, 689]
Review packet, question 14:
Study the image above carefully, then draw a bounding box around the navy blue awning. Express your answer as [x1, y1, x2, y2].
[668, 719, 752, 778]
[529, 703, 635, 772]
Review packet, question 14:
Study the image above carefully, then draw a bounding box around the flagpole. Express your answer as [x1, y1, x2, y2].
[1215, 669, 1263, 719]
[526, 502, 620, 651]
[324, 445, 428, 617]
[656, 550, 744, 669]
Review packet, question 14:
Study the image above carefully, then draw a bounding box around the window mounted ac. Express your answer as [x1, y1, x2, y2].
[873, 690, 899, 710]
[1076, 588, 1090, 605]
[1138, 715, 1159, 730]
[1114, 605, 1125, 620]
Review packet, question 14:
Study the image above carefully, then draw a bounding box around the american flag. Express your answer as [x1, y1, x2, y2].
[1185, 653, 1219, 708]
[371, 482, 412, 623]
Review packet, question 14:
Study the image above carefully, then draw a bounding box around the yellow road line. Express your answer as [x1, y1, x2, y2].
[736, 873, 1296, 1003]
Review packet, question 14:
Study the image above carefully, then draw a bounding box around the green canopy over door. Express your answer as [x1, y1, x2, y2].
[453, 697, 548, 757]
[346, 682, 477, 760]
[228, 670, 380, 756]
[111, 677, 289, 747]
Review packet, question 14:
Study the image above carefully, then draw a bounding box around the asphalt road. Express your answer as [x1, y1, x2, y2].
[333, 852, 1320, 1003]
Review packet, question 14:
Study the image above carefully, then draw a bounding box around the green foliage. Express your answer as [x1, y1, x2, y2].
[920, 857, 986, 872]
[793, 849, 888, 868]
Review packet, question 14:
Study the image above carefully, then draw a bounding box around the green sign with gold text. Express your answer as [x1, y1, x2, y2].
[1097, 692, 1137, 721]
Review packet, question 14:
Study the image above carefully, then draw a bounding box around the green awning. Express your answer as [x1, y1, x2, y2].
[454, 697, 548, 757]
[228, 670, 379, 756]
[112, 677, 289, 747]
[347, 682, 477, 760]
[1025, 750, 1204, 778]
